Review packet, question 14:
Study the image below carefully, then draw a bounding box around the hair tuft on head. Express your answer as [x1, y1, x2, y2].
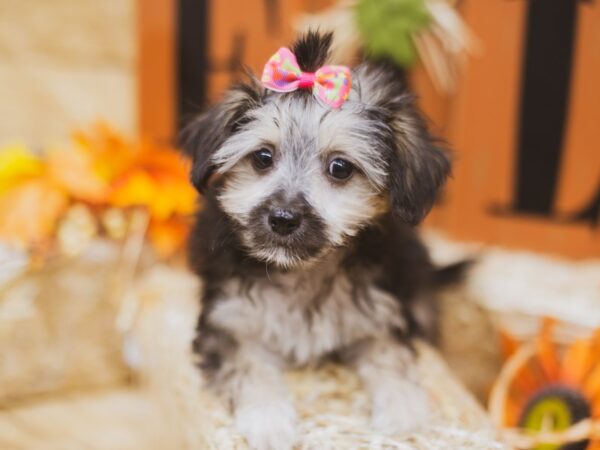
[291, 30, 334, 73]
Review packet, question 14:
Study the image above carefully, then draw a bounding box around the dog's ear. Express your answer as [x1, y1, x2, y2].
[180, 80, 263, 193]
[356, 61, 451, 225]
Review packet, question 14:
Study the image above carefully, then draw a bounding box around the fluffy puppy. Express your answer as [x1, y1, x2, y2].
[184, 32, 452, 450]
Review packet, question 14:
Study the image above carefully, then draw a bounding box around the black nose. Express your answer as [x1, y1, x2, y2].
[268, 208, 302, 236]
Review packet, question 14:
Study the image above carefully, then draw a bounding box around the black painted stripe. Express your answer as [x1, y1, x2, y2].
[177, 0, 209, 131]
[513, 0, 580, 215]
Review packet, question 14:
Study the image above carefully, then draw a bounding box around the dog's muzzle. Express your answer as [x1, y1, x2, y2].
[247, 191, 327, 264]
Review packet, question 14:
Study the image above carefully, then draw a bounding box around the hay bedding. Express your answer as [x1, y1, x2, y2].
[0, 241, 129, 404]
[0, 389, 166, 450]
[160, 352, 506, 450]
[130, 266, 507, 450]
[0, 247, 508, 449]
[2, 232, 596, 448]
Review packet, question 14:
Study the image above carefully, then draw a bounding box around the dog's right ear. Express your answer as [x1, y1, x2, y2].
[355, 61, 451, 225]
[180, 80, 263, 193]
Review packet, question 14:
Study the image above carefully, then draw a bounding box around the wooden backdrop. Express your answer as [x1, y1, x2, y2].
[422, 1, 600, 259]
[137, 0, 599, 259]
[137, 0, 333, 141]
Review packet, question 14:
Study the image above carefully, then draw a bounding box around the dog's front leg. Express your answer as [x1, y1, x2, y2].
[220, 344, 297, 450]
[352, 338, 431, 435]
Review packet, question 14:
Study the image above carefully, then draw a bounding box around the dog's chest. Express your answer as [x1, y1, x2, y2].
[209, 269, 406, 366]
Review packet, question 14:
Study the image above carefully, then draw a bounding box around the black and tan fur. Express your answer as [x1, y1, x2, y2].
[183, 32, 453, 450]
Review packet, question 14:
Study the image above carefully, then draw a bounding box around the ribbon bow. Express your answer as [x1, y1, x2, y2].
[261, 47, 352, 109]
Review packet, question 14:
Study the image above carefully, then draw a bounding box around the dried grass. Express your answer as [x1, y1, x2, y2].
[130, 266, 507, 450]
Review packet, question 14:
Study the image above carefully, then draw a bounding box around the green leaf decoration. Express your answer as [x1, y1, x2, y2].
[355, 0, 431, 68]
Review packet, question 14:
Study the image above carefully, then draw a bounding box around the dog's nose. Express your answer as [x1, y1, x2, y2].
[268, 208, 302, 236]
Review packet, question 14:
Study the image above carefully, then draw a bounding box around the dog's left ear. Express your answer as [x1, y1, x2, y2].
[180, 80, 263, 193]
[356, 62, 451, 226]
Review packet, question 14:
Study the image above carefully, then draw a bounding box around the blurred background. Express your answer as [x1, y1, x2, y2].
[0, 1, 598, 449]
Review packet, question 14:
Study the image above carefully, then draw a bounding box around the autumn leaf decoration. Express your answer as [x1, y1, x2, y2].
[0, 123, 196, 257]
[491, 319, 600, 450]
[0, 144, 68, 248]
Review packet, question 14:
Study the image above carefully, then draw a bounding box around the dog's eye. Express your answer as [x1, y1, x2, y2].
[251, 148, 273, 170]
[328, 158, 354, 180]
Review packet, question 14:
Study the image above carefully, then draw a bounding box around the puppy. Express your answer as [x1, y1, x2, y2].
[184, 32, 452, 450]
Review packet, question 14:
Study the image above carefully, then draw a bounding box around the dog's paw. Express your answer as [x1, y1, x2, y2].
[235, 401, 297, 450]
[371, 381, 430, 436]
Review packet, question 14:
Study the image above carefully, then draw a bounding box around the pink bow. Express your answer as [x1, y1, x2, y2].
[261, 47, 352, 109]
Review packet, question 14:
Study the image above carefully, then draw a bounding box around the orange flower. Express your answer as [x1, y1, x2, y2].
[47, 146, 110, 203]
[71, 123, 197, 256]
[0, 144, 43, 194]
[71, 122, 139, 182]
[108, 141, 196, 220]
[0, 144, 68, 248]
[0, 178, 68, 247]
[500, 329, 519, 358]
[536, 318, 560, 382]
[148, 217, 191, 258]
[0, 123, 197, 256]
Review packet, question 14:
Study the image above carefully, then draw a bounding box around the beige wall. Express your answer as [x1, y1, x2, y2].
[0, 0, 136, 145]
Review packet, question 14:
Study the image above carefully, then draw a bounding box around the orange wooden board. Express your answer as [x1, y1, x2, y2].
[423, 0, 599, 259]
[137, 0, 176, 142]
[206, 0, 334, 101]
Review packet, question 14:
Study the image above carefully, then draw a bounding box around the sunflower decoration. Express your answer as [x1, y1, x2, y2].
[490, 319, 600, 450]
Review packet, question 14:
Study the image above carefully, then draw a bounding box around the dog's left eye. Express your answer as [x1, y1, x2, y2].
[328, 158, 354, 180]
[251, 148, 273, 170]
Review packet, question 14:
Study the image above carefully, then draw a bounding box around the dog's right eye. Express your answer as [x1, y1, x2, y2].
[328, 158, 354, 181]
[251, 148, 273, 171]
